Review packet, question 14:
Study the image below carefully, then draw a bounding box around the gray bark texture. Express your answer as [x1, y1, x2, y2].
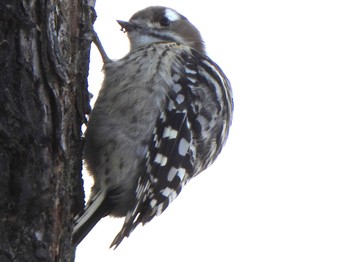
[0, 0, 95, 261]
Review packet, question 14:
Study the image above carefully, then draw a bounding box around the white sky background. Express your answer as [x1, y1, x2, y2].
[76, 0, 350, 261]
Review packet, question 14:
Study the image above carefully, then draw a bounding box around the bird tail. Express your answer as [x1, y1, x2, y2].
[109, 178, 152, 249]
[72, 190, 109, 246]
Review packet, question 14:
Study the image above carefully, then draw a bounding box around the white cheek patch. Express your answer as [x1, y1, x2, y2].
[165, 8, 180, 21]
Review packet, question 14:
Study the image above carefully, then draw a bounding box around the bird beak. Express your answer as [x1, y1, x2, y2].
[117, 20, 131, 33]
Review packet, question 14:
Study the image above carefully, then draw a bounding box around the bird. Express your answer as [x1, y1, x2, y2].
[73, 6, 233, 249]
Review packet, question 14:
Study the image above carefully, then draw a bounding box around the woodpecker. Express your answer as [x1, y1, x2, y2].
[73, 6, 233, 249]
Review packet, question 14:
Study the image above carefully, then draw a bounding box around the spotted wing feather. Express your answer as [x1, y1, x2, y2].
[110, 49, 232, 249]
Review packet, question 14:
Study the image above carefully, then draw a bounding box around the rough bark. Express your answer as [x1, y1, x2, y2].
[0, 0, 95, 261]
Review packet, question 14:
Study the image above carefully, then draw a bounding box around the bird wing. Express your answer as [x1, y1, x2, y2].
[110, 56, 197, 249]
[110, 49, 233, 249]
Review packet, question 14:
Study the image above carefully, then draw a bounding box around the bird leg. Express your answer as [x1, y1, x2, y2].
[82, 30, 111, 64]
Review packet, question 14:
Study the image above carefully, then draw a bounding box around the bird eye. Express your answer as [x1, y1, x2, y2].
[159, 17, 171, 26]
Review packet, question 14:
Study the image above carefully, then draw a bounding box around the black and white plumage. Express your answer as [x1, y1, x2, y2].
[73, 6, 233, 249]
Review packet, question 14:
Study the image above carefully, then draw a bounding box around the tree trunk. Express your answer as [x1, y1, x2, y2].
[0, 0, 94, 261]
